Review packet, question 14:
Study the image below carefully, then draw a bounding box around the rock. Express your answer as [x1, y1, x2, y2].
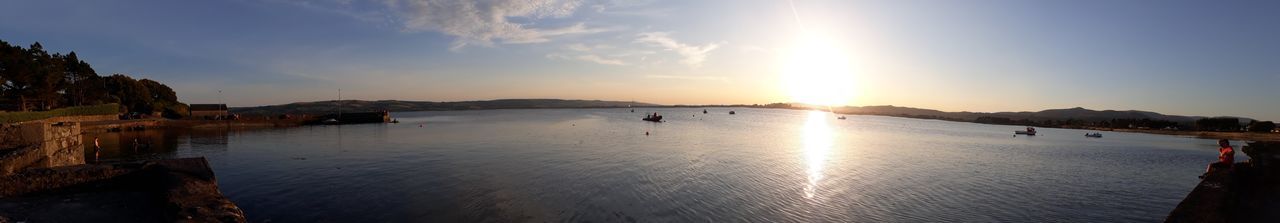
[1167, 141, 1280, 223]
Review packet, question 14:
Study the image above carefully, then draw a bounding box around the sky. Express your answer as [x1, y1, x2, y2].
[1, 0, 1277, 120]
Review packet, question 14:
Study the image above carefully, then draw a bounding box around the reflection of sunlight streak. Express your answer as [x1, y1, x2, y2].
[802, 111, 834, 199]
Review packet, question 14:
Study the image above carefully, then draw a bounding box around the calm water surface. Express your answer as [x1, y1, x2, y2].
[85, 108, 1234, 222]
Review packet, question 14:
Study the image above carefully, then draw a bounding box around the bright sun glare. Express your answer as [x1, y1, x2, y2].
[781, 34, 856, 107]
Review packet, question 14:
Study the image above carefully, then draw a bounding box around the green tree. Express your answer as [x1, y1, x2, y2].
[0, 41, 39, 110]
[1, 39, 185, 117]
[104, 74, 152, 113]
[1247, 121, 1276, 133]
[1197, 117, 1241, 132]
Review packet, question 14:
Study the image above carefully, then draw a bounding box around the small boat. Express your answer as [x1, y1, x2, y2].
[322, 118, 340, 125]
[729, 111, 736, 115]
[1014, 127, 1037, 136]
[1085, 133, 1102, 138]
[642, 116, 663, 122]
[390, 119, 400, 124]
[643, 113, 663, 122]
[703, 109, 708, 114]
[837, 116, 847, 120]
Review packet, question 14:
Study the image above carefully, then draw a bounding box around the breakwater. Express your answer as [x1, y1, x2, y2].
[307, 111, 390, 125]
[1166, 141, 1280, 223]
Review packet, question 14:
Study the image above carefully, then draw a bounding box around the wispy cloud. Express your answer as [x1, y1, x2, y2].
[589, 0, 671, 18]
[574, 55, 627, 65]
[738, 45, 769, 53]
[546, 53, 627, 65]
[635, 32, 721, 67]
[566, 43, 593, 52]
[645, 75, 728, 81]
[375, 0, 609, 50]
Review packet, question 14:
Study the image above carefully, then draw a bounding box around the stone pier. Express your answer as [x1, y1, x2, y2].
[0, 122, 85, 174]
[1, 120, 246, 222]
[1166, 141, 1280, 223]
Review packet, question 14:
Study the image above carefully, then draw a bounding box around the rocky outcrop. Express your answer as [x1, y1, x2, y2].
[1166, 141, 1280, 223]
[0, 158, 245, 223]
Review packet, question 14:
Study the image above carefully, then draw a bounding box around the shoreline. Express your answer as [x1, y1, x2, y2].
[78, 118, 307, 133]
[1099, 128, 1280, 141]
[60, 106, 1279, 142]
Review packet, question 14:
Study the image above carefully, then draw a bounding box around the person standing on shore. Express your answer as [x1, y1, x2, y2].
[1201, 139, 1235, 178]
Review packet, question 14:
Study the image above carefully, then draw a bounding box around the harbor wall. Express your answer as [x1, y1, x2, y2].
[0, 122, 85, 175]
[310, 111, 390, 125]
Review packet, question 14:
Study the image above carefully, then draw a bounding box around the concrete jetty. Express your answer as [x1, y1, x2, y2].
[1166, 141, 1280, 223]
[308, 111, 391, 125]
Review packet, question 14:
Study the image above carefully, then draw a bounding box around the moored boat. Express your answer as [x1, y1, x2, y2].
[1015, 127, 1037, 136]
[643, 112, 663, 122]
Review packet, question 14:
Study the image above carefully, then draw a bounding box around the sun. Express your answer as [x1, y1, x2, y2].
[780, 34, 856, 107]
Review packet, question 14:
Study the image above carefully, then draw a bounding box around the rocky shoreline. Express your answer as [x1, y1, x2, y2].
[0, 158, 245, 223]
[1, 119, 246, 222]
[1166, 141, 1280, 223]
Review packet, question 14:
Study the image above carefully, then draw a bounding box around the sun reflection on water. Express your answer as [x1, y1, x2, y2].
[802, 111, 835, 199]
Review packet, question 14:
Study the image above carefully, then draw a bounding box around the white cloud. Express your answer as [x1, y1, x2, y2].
[378, 0, 609, 50]
[635, 32, 721, 67]
[644, 75, 728, 81]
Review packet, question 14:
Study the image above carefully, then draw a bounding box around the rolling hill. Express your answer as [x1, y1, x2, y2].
[229, 99, 658, 115]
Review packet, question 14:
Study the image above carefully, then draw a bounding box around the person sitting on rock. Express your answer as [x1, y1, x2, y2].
[1201, 139, 1235, 179]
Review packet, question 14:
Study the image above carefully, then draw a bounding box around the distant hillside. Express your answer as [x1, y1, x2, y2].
[233, 99, 1257, 125]
[230, 99, 658, 115]
[986, 107, 1210, 123]
[826, 105, 1248, 124]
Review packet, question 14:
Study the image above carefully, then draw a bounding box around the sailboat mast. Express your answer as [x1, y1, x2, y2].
[337, 88, 342, 121]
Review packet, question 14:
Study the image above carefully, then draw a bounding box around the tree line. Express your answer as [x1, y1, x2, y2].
[0, 40, 187, 117]
[972, 116, 1276, 133]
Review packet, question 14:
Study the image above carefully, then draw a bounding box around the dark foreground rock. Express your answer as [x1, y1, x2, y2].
[1166, 141, 1280, 223]
[0, 157, 245, 223]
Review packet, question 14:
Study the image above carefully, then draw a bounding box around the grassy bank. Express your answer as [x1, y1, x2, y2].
[0, 104, 119, 124]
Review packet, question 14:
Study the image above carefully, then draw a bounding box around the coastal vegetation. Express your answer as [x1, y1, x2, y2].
[0, 103, 118, 123]
[0, 40, 185, 117]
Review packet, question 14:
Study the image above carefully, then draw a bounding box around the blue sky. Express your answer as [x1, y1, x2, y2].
[1, 0, 1277, 120]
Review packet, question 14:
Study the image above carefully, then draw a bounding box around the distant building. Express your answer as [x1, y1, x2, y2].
[189, 104, 228, 119]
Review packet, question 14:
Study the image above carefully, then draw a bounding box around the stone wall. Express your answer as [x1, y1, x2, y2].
[0, 122, 85, 175]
